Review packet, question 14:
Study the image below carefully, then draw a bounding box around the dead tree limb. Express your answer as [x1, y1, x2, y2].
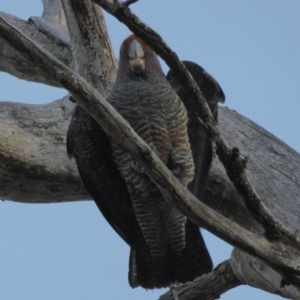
[61, 0, 116, 95]
[0, 8, 70, 86]
[159, 260, 242, 300]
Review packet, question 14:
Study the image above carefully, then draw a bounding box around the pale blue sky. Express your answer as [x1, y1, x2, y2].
[0, 1, 299, 300]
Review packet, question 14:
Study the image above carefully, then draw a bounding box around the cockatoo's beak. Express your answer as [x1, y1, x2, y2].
[128, 40, 145, 74]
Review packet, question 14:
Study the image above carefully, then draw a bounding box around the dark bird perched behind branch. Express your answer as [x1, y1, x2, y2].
[67, 35, 224, 289]
[167, 61, 225, 199]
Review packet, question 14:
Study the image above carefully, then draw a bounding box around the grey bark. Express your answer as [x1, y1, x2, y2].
[231, 249, 300, 299]
[61, 0, 117, 94]
[0, 0, 299, 299]
[159, 260, 242, 300]
[0, 3, 70, 86]
[0, 97, 88, 202]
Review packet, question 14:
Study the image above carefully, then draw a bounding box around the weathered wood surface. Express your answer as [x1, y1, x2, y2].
[231, 249, 300, 299]
[159, 260, 242, 300]
[0, 97, 88, 202]
[0, 2, 70, 86]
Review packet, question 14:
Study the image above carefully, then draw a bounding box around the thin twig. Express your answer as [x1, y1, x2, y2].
[123, 0, 138, 7]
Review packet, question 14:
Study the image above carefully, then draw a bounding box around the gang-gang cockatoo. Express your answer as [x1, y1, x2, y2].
[67, 34, 225, 289]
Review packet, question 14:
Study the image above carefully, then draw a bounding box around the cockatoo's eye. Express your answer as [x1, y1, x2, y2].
[129, 57, 145, 61]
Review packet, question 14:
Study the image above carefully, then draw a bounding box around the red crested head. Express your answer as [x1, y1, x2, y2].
[117, 34, 162, 78]
[120, 34, 150, 55]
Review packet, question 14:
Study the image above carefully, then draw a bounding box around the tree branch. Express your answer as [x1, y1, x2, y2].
[30, 0, 69, 46]
[40, 0, 68, 30]
[1, 17, 300, 278]
[0, 11, 70, 86]
[61, 0, 117, 95]
[158, 260, 242, 300]
[231, 249, 300, 299]
[0, 97, 89, 202]
[93, 0, 300, 245]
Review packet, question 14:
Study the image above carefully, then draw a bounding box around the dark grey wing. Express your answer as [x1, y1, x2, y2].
[67, 105, 164, 288]
[67, 105, 134, 245]
[185, 61, 225, 118]
[167, 61, 225, 120]
[167, 60, 225, 199]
